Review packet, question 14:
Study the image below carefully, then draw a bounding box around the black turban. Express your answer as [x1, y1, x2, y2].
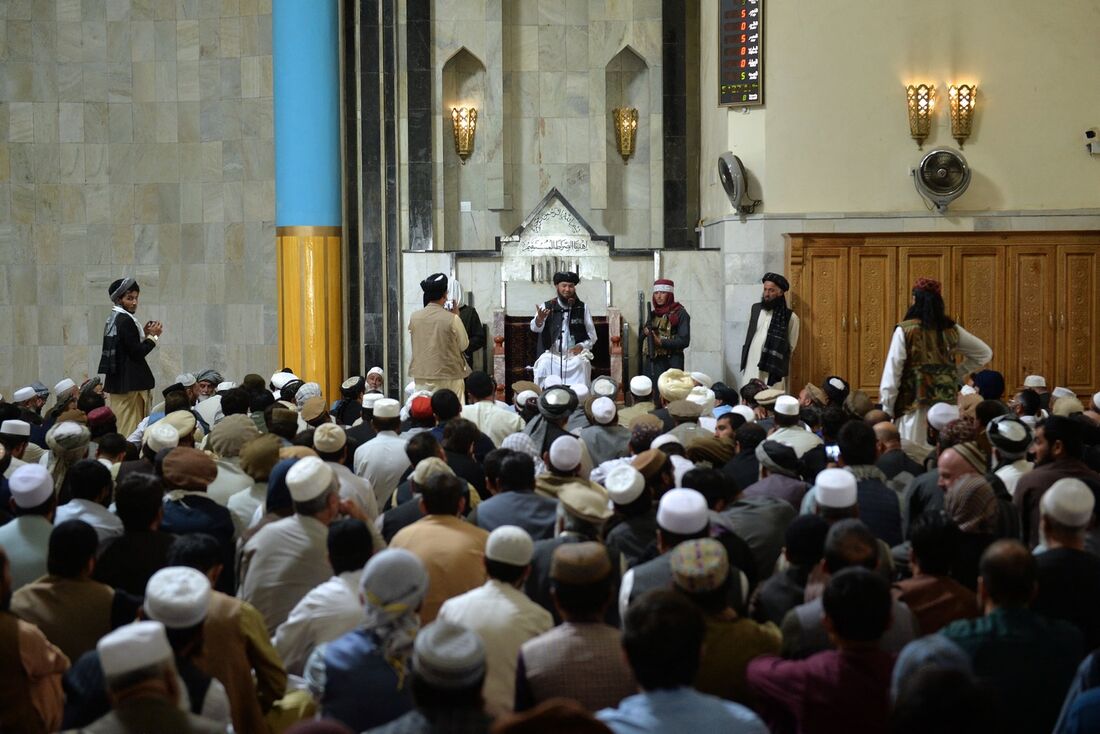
[762, 272, 789, 292]
[421, 273, 448, 301]
[553, 271, 580, 285]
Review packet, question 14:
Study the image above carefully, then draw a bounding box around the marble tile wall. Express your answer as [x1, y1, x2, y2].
[430, 0, 664, 251]
[0, 0, 276, 399]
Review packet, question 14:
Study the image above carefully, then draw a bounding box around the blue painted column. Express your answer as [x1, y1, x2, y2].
[273, 0, 343, 400]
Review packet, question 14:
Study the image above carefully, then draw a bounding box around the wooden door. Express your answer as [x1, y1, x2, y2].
[1004, 248, 1056, 391]
[848, 247, 897, 398]
[953, 246, 1004, 376]
[1056, 246, 1100, 395]
[803, 247, 849, 386]
[897, 247, 952, 318]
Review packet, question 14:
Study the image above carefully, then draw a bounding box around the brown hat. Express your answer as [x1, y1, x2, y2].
[754, 389, 782, 408]
[844, 390, 873, 418]
[631, 448, 669, 479]
[238, 433, 281, 481]
[952, 440, 988, 475]
[685, 435, 736, 465]
[667, 400, 703, 420]
[206, 414, 260, 458]
[629, 414, 663, 431]
[550, 542, 612, 584]
[301, 396, 328, 423]
[957, 393, 982, 419]
[57, 409, 88, 425]
[511, 380, 541, 397]
[162, 447, 217, 491]
[270, 408, 298, 434]
[557, 483, 612, 524]
[803, 383, 827, 406]
[279, 445, 318, 460]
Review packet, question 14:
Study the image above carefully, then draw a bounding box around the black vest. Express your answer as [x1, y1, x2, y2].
[537, 298, 589, 355]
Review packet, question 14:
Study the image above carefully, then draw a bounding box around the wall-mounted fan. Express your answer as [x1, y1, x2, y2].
[913, 148, 971, 212]
[718, 152, 760, 214]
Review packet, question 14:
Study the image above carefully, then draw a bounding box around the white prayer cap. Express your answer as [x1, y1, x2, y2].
[927, 403, 960, 432]
[412, 620, 486, 690]
[362, 392, 383, 409]
[1052, 386, 1076, 400]
[543, 375, 564, 388]
[143, 567, 211, 629]
[959, 385, 977, 396]
[1, 419, 30, 436]
[690, 372, 713, 388]
[604, 464, 645, 505]
[570, 383, 589, 401]
[686, 386, 716, 413]
[373, 398, 400, 419]
[53, 378, 76, 395]
[98, 621, 174, 678]
[592, 377, 617, 398]
[816, 468, 858, 509]
[731, 405, 756, 423]
[485, 525, 535, 566]
[591, 397, 616, 425]
[549, 435, 582, 472]
[8, 464, 53, 508]
[629, 375, 653, 397]
[145, 422, 180, 452]
[651, 434, 683, 451]
[516, 390, 537, 406]
[1093, 391, 1100, 412]
[295, 382, 321, 406]
[286, 456, 335, 502]
[775, 395, 800, 417]
[411, 457, 454, 485]
[270, 372, 298, 390]
[314, 423, 348, 453]
[1024, 375, 1046, 389]
[216, 381, 236, 392]
[12, 386, 35, 402]
[1042, 478, 1095, 528]
[360, 548, 430, 617]
[657, 488, 708, 535]
[177, 373, 196, 387]
[368, 366, 384, 377]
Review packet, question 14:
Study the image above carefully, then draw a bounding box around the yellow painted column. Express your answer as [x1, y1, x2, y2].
[276, 226, 343, 403]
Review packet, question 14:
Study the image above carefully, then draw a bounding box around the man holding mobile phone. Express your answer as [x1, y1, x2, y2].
[98, 277, 162, 437]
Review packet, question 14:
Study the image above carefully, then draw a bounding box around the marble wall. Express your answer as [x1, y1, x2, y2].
[429, 0, 665, 251]
[0, 0, 276, 399]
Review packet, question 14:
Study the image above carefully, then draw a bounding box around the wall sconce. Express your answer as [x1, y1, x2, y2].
[612, 107, 638, 163]
[905, 83, 935, 148]
[451, 107, 477, 163]
[948, 84, 977, 147]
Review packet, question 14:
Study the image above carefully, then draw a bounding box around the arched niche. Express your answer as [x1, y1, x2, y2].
[442, 47, 489, 250]
[603, 46, 651, 247]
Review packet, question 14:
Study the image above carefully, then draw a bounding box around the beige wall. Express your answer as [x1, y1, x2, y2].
[701, 0, 1100, 218]
[0, 0, 276, 399]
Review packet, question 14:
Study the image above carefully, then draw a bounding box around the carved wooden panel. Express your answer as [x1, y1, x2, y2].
[804, 247, 849, 387]
[1004, 249, 1055, 390]
[848, 247, 896, 397]
[898, 247, 952, 315]
[1057, 247, 1100, 394]
[953, 247, 1004, 376]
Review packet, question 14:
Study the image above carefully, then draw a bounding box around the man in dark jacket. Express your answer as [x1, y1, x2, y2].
[97, 277, 162, 437]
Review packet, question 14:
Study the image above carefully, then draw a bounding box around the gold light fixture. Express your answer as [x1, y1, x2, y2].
[612, 107, 638, 163]
[905, 83, 935, 148]
[948, 84, 977, 147]
[451, 107, 477, 163]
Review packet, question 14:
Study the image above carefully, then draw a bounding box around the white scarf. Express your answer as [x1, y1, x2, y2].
[112, 304, 145, 335]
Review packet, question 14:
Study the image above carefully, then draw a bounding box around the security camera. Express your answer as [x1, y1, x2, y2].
[1086, 129, 1100, 155]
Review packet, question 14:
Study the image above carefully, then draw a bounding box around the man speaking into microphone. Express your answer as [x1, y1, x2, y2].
[529, 271, 597, 388]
